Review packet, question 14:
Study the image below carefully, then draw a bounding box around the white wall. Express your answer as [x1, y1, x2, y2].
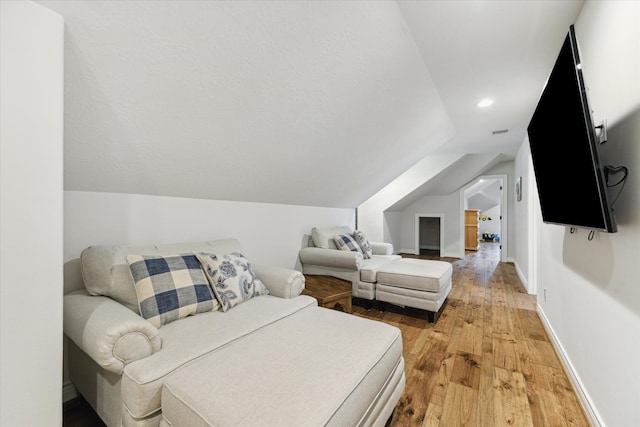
[64, 191, 354, 269]
[399, 193, 461, 257]
[477, 205, 500, 236]
[395, 161, 515, 259]
[0, 1, 64, 425]
[514, 2, 640, 425]
[513, 142, 533, 291]
[357, 154, 463, 242]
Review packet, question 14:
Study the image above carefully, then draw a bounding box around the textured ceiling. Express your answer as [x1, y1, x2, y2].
[37, 0, 583, 208]
[39, 0, 453, 208]
[398, 0, 584, 157]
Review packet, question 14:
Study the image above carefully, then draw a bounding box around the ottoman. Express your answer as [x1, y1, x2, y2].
[160, 306, 405, 427]
[375, 258, 452, 322]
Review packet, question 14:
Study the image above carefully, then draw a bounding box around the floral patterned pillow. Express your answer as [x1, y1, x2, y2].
[353, 230, 372, 259]
[196, 252, 269, 312]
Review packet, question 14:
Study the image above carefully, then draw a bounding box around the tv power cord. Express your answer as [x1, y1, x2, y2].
[604, 165, 628, 208]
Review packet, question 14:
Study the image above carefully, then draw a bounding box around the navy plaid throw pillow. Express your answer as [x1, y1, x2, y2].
[334, 233, 366, 257]
[127, 254, 219, 327]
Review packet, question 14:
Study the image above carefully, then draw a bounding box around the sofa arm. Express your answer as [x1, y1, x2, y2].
[299, 247, 362, 270]
[64, 290, 161, 375]
[371, 242, 394, 255]
[252, 264, 305, 299]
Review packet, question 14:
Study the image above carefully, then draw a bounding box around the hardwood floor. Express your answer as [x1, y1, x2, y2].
[352, 243, 590, 427]
[64, 242, 589, 426]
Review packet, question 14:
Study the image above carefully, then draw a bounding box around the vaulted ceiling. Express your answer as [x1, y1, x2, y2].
[38, 0, 584, 208]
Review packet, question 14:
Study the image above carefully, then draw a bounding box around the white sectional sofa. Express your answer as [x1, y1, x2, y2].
[299, 227, 452, 322]
[64, 238, 405, 426]
[298, 226, 401, 303]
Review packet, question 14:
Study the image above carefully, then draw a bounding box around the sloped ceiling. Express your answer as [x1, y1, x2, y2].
[397, 0, 584, 156]
[466, 179, 502, 212]
[386, 154, 508, 211]
[38, 0, 453, 208]
[37, 0, 583, 208]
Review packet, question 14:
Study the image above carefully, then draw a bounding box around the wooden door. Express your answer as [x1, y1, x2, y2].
[465, 209, 479, 251]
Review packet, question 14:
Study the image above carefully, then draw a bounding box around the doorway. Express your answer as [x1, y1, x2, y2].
[415, 214, 445, 258]
[461, 174, 507, 262]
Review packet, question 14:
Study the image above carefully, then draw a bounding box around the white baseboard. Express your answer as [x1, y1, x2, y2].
[419, 244, 440, 250]
[63, 381, 78, 403]
[398, 248, 417, 255]
[536, 306, 603, 427]
[397, 249, 461, 259]
[513, 260, 528, 291]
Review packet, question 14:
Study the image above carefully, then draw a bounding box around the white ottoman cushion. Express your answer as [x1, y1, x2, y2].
[359, 255, 401, 283]
[161, 306, 405, 427]
[376, 281, 452, 313]
[376, 258, 452, 292]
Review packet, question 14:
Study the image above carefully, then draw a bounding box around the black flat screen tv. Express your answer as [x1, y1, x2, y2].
[527, 25, 616, 233]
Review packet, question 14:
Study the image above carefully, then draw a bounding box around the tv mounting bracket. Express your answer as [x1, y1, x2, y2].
[595, 119, 607, 144]
[594, 118, 628, 211]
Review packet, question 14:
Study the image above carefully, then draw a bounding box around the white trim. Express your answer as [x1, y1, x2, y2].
[414, 213, 445, 257]
[536, 306, 603, 427]
[443, 251, 462, 259]
[513, 260, 529, 291]
[63, 381, 78, 403]
[419, 244, 440, 250]
[499, 174, 508, 263]
[528, 158, 539, 295]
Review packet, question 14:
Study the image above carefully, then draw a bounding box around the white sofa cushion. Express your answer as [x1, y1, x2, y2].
[377, 258, 452, 292]
[359, 255, 402, 283]
[311, 226, 352, 249]
[377, 281, 452, 313]
[161, 306, 404, 427]
[121, 294, 317, 419]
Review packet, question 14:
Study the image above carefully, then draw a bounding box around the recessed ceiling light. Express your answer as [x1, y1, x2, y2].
[477, 98, 494, 108]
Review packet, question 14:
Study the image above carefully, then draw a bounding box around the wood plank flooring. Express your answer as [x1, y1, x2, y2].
[64, 242, 590, 426]
[352, 243, 590, 427]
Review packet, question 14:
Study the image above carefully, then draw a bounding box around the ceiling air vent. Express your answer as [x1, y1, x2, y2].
[491, 129, 510, 135]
